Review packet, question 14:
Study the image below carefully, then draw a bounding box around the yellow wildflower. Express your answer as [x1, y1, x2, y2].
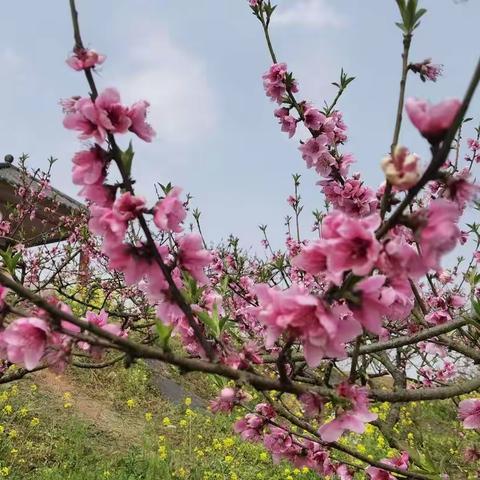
[223, 437, 235, 448]
[30, 417, 40, 427]
[0, 466, 10, 477]
[2, 405, 13, 415]
[162, 417, 171, 426]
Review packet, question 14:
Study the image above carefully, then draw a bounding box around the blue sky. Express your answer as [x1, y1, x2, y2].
[1, 0, 479, 250]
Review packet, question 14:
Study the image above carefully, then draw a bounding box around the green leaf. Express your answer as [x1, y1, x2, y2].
[182, 272, 203, 304]
[121, 141, 135, 178]
[472, 298, 480, 318]
[155, 321, 174, 349]
[0, 247, 22, 276]
[395, 0, 406, 14]
[210, 374, 227, 389]
[197, 310, 220, 338]
[219, 316, 230, 333]
[415, 7, 427, 23]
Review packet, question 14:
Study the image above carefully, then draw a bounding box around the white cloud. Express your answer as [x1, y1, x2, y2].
[275, 0, 346, 28]
[117, 27, 218, 145]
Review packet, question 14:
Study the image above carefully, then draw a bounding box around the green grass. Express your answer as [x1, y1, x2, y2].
[0, 363, 314, 480]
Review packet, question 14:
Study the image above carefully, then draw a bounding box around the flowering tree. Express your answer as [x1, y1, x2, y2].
[1, 0, 480, 477]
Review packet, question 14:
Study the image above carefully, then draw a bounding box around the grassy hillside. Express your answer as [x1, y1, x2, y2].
[0, 362, 478, 479]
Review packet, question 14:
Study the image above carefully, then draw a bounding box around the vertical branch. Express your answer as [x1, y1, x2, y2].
[67, 0, 215, 361]
[380, 33, 412, 219]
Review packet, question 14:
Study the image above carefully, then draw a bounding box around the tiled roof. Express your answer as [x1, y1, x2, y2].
[0, 161, 84, 212]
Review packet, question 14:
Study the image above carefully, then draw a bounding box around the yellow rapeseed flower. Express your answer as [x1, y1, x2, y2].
[158, 445, 168, 460]
[2, 405, 13, 415]
[145, 412, 153, 422]
[223, 437, 235, 448]
[19, 407, 28, 417]
[185, 397, 192, 406]
[30, 417, 40, 427]
[126, 399, 136, 409]
[162, 417, 171, 426]
[0, 466, 10, 477]
[176, 467, 187, 478]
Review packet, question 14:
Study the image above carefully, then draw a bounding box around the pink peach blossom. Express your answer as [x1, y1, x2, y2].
[66, 48, 106, 71]
[319, 383, 377, 442]
[406, 97, 461, 143]
[153, 187, 186, 233]
[418, 199, 460, 271]
[89, 206, 127, 244]
[1, 317, 50, 370]
[255, 284, 361, 367]
[210, 387, 247, 413]
[234, 413, 265, 442]
[72, 148, 106, 186]
[303, 107, 326, 131]
[366, 451, 409, 479]
[458, 398, 480, 429]
[127, 100, 156, 142]
[320, 211, 381, 284]
[299, 136, 335, 176]
[177, 233, 212, 285]
[320, 177, 378, 217]
[381, 145, 421, 190]
[63, 88, 131, 143]
[79, 184, 115, 207]
[0, 285, 7, 312]
[350, 275, 393, 334]
[113, 192, 146, 221]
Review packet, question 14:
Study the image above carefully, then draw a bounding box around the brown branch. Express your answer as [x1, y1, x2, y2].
[381, 33, 412, 219]
[67, 0, 216, 360]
